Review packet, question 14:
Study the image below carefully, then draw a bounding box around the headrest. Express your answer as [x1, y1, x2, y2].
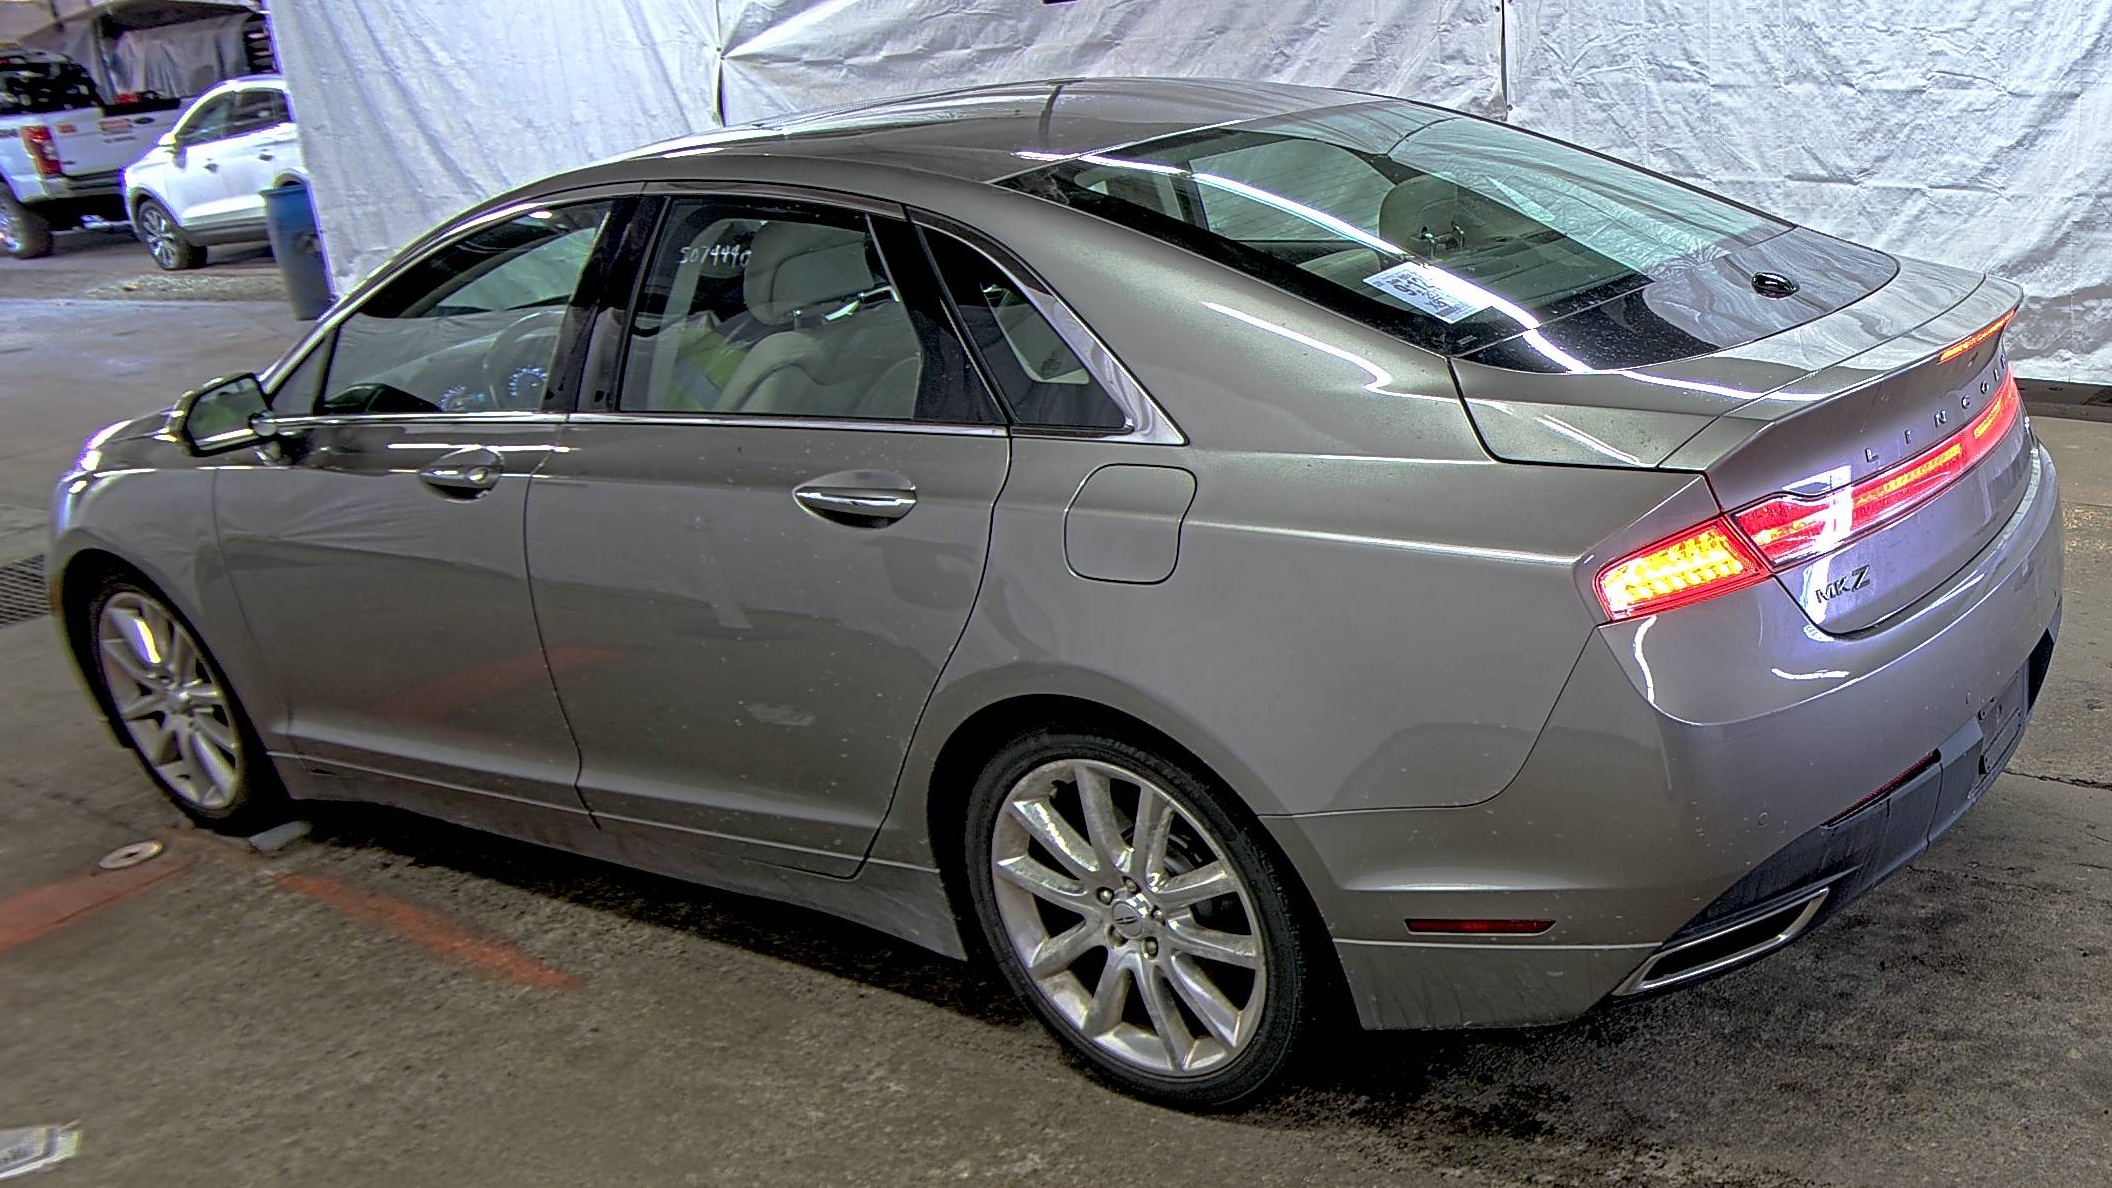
[743, 221, 875, 325]
[1378, 174, 1463, 253]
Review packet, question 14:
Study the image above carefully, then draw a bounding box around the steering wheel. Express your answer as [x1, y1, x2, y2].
[479, 307, 568, 410]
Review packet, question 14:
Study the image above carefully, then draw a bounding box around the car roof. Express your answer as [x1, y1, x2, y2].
[616, 76, 1407, 183]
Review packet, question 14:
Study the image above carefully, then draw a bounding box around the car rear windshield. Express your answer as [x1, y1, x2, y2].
[1001, 100, 1785, 355]
[0, 55, 100, 117]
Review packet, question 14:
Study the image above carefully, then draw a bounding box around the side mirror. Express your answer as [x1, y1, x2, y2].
[155, 131, 176, 151]
[173, 374, 268, 453]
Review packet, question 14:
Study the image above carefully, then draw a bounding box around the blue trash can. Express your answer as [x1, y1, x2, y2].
[262, 181, 333, 321]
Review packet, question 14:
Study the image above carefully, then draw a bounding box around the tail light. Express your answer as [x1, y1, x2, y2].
[1596, 518, 1769, 621]
[20, 126, 62, 178]
[1596, 358, 2022, 622]
[1733, 371, 2020, 568]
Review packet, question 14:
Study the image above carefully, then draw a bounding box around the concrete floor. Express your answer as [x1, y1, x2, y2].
[1, 295, 2108, 1188]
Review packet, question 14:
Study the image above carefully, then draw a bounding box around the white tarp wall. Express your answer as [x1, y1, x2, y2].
[273, 0, 2112, 381]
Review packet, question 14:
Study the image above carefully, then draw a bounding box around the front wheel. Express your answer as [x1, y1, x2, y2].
[966, 730, 1315, 1107]
[0, 188, 53, 259]
[86, 579, 283, 833]
[134, 197, 202, 271]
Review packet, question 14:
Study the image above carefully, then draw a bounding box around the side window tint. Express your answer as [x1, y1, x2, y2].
[177, 95, 233, 145]
[317, 203, 610, 416]
[921, 229, 1127, 432]
[232, 91, 288, 133]
[617, 199, 982, 423]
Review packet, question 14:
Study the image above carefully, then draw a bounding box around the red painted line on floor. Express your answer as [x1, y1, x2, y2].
[0, 851, 197, 956]
[273, 872, 580, 991]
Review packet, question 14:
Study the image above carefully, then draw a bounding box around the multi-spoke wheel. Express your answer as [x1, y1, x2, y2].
[85, 580, 280, 831]
[134, 198, 202, 271]
[968, 731, 1312, 1105]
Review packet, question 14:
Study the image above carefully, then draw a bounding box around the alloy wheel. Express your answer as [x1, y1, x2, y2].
[990, 758, 1267, 1077]
[95, 592, 242, 810]
[139, 204, 178, 270]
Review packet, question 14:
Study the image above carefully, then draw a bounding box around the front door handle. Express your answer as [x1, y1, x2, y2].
[417, 446, 503, 496]
[258, 151, 274, 161]
[203, 161, 220, 172]
[793, 470, 917, 527]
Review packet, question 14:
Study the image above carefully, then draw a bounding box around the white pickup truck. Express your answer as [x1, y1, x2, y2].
[0, 47, 182, 259]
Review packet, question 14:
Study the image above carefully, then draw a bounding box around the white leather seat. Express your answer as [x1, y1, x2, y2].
[710, 221, 922, 420]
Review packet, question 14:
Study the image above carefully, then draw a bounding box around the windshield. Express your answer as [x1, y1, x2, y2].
[1002, 100, 1785, 355]
[0, 55, 99, 117]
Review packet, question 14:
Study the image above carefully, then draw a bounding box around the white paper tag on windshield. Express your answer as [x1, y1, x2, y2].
[1360, 261, 1490, 323]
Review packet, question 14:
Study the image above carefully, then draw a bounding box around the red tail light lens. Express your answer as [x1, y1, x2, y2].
[1733, 371, 2021, 569]
[20, 126, 62, 178]
[1596, 517, 1769, 621]
[1939, 310, 2015, 364]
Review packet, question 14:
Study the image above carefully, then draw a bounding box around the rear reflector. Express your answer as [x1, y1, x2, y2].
[1939, 310, 2016, 364]
[1595, 518, 1769, 621]
[1732, 371, 2021, 568]
[1825, 750, 1940, 827]
[19, 126, 61, 178]
[1405, 918, 1555, 935]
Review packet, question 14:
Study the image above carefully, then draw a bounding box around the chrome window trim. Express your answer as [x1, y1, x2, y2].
[639, 179, 906, 220]
[260, 411, 568, 430]
[259, 185, 645, 392]
[910, 212, 1186, 446]
[566, 411, 1007, 437]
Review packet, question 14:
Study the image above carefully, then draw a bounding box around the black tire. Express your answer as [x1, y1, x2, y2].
[964, 728, 1315, 1107]
[0, 186, 54, 259]
[82, 575, 285, 835]
[134, 197, 203, 271]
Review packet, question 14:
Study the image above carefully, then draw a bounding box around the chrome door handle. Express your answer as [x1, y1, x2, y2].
[793, 471, 917, 526]
[417, 446, 503, 496]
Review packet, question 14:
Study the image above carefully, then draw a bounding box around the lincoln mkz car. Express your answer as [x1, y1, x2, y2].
[49, 79, 2061, 1105]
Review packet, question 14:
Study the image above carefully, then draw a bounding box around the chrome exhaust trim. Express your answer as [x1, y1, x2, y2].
[1614, 886, 1831, 996]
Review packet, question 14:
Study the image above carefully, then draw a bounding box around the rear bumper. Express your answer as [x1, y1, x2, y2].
[1273, 437, 2064, 1030]
[21, 170, 123, 204]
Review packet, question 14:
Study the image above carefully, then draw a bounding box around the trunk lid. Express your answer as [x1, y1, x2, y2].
[1454, 246, 2030, 633]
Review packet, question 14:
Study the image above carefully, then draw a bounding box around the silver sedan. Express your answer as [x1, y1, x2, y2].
[49, 78, 2062, 1106]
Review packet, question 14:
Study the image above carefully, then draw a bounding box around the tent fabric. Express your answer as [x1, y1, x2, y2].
[10, 1, 257, 101]
[273, 1, 2112, 381]
[110, 10, 250, 98]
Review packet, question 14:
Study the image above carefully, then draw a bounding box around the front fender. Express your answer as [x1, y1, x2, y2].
[48, 431, 288, 751]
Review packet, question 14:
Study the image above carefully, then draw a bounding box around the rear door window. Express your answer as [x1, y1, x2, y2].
[231, 90, 290, 134]
[612, 196, 992, 424]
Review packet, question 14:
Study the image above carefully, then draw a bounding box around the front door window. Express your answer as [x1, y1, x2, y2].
[318, 203, 611, 415]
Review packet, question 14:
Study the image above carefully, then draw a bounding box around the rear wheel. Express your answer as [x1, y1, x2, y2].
[135, 197, 202, 271]
[0, 188, 53, 259]
[86, 579, 282, 833]
[966, 730, 1314, 1106]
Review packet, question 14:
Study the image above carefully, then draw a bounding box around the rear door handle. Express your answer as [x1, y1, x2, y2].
[257, 151, 274, 161]
[417, 446, 503, 496]
[793, 470, 917, 526]
[203, 161, 220, 172]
